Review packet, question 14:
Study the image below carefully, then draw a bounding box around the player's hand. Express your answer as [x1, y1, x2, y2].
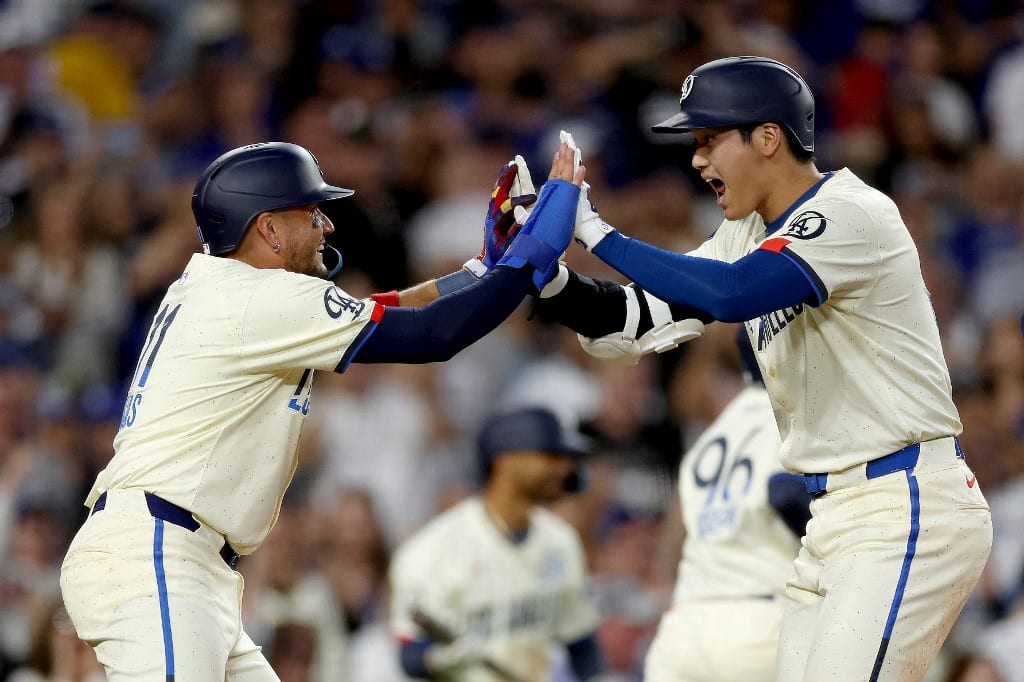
[573, 182, 617, 252]
[466, 156, 538, 278]
[546, 141, 586, 186]
[496, 143, 585, 291]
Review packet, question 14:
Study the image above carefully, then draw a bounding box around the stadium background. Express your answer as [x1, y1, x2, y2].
[0, 0, 1021, 679]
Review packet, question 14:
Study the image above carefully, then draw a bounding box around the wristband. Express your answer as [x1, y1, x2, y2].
[436, 268, 478, 295]
[539, 263, 570, 298]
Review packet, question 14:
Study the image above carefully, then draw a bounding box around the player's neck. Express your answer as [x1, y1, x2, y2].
[481, 488, 531, 538]
[760, 161, 824, 224]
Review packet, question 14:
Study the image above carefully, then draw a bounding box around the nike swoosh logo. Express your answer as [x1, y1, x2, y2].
[966, 475, 977, 488]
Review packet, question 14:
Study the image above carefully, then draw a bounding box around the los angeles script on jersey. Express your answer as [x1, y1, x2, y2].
[755, 304, 804, 351]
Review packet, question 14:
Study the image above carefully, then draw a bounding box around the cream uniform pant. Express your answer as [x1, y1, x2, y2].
[777, 437, 992, 681]
[645, 597, 784, 681]
[60, 490, 278, 681]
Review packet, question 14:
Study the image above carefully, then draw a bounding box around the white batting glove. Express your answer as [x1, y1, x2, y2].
[558, 130, 616, 251]
[560, 130, 582, 175]
[509, 154, 536, 225]
[573, 181, 617, 251]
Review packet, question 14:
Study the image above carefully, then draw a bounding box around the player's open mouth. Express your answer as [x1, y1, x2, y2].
[708, 178, 726, 205]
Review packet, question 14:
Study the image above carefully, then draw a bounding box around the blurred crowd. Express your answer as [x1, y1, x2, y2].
[0, 0, 1022, 680]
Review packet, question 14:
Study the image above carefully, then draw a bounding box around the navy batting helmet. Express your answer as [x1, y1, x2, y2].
[192, 142, 354, 256]
[652, 56, 815, 152]
[477, 406, 586, 492]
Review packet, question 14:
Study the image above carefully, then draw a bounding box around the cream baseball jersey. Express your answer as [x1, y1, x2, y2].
[87, 253, 380, 553]
[674, 386, 799, 602]
[689, 169, 961, 474]
[389, 497, 598, 681]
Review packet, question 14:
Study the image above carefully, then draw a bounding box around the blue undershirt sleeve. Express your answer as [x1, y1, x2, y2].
[399, 639, 433, 679]
[349, 265, 530, 364]
[591, 232, 820, 322]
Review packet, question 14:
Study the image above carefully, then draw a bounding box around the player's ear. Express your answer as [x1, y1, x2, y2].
[760, 123, 783, 157]
[251, 212, 280, 251]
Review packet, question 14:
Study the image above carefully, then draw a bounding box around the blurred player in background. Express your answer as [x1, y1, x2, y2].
[389, 405, 605, 681]
[58, 142, 583, 681]
[644, 331, 809, 681]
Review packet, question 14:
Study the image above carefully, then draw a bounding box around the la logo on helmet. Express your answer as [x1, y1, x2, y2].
[679, 74, 696, 102]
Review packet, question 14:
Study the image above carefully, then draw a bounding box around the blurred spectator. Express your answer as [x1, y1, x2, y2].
[0, 491, 70, 671]
[6, 601, 103, 682]
[306, 365, 450, 546]
[8, 172, 129, 388]
[241, 504, 349, 682]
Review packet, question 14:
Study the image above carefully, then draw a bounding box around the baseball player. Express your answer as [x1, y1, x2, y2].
[389, 406, 605, 681]
[58, 141, 585, 681]
[644, 331, 809, 681]
[533, 56, 994, 681]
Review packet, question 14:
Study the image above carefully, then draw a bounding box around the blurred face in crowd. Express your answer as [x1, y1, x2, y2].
[498, 449, 576, 503]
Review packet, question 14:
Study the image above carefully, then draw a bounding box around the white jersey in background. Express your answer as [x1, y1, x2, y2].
[89, 252, 379, 553]
[689, 168, 961, 475]
[390, 497, 599, 682]
[645, 385, 800, 682]
[673, 386, 797, 602]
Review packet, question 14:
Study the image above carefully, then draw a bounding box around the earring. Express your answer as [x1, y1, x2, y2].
[273, 243, 281, 253]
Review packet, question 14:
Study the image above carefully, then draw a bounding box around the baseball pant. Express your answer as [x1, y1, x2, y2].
[644, 597, 784, 681]
[776, 437, 992, 681]
[60, 489, 278, 681]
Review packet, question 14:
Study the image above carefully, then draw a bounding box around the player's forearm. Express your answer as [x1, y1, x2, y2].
[372, 266, 483, 308]
[372, 280, 442, 307]
[353, 266, 530, 364]
[592, 233, 815, 322]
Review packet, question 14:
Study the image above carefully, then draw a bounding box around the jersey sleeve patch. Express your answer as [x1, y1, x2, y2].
[760, 237, 790, 253]
[759, 239, 829, 306]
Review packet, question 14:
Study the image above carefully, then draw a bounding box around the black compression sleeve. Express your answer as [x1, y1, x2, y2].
[532, 269, 629, 337]
[533, 269, 714, 338]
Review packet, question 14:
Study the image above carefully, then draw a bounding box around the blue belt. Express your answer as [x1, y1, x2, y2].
[92, 491, 240, 568]
[803, 442, 923, 499]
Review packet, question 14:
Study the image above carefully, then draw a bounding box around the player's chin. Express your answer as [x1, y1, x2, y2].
[306, 254, 328, 278]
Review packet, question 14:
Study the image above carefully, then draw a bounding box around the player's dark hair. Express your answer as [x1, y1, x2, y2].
[737, 123, 815, 164]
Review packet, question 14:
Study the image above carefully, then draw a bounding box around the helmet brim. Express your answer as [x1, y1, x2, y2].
[652, 110, 758, 134]
[309, 185, 355, 202]
[651, 110, 695, 133]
